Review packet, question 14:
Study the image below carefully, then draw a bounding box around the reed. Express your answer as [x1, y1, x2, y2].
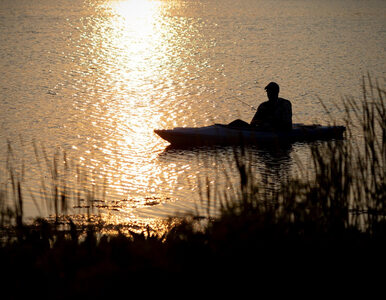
[198, 75, 385, 234]
[0, 141, 109, 245]
[0, 75, 385, 295]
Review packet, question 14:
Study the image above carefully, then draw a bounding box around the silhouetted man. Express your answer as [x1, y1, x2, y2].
[251, 82, 292, 131]
[229, 82, 292, 131]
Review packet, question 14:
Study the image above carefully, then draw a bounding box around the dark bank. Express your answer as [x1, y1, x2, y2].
[0, 78, 385, 297]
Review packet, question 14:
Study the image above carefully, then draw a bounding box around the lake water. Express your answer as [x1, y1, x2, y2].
[0, 0, 385, 228]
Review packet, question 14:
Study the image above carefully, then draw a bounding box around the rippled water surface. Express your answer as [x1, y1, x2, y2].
[1, 0, 385, 224]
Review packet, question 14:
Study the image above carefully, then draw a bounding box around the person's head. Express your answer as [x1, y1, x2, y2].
[265, 82, 280, 102]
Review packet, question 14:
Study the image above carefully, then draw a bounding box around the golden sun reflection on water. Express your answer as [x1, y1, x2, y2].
[0, 0, 384, 229]
[75, 0, 189, 223]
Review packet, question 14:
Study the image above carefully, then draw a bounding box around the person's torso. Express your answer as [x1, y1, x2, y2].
[260, 98, 290, 118]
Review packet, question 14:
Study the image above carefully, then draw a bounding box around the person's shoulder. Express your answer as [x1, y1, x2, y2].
[258, 100, 270, 108]
[278, 98, 291, 106]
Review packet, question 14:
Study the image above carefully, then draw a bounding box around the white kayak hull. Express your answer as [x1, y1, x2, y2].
[154, 123, 346, 147]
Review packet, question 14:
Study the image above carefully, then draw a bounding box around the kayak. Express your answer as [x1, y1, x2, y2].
[154, 123, 346, 147]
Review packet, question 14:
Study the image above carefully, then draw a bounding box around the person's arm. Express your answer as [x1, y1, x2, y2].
[250, 103, 264, 126]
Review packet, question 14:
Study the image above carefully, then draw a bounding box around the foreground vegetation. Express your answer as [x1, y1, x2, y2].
[1, 77, 385, 296]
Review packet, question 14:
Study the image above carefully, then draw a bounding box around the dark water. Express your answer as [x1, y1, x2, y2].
[0, 0, 385, 226]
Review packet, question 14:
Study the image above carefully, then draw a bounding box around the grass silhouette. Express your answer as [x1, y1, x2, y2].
[0, 75, 385, 296]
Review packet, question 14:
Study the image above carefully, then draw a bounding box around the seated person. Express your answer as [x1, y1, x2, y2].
[229, 82, 292, 131]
